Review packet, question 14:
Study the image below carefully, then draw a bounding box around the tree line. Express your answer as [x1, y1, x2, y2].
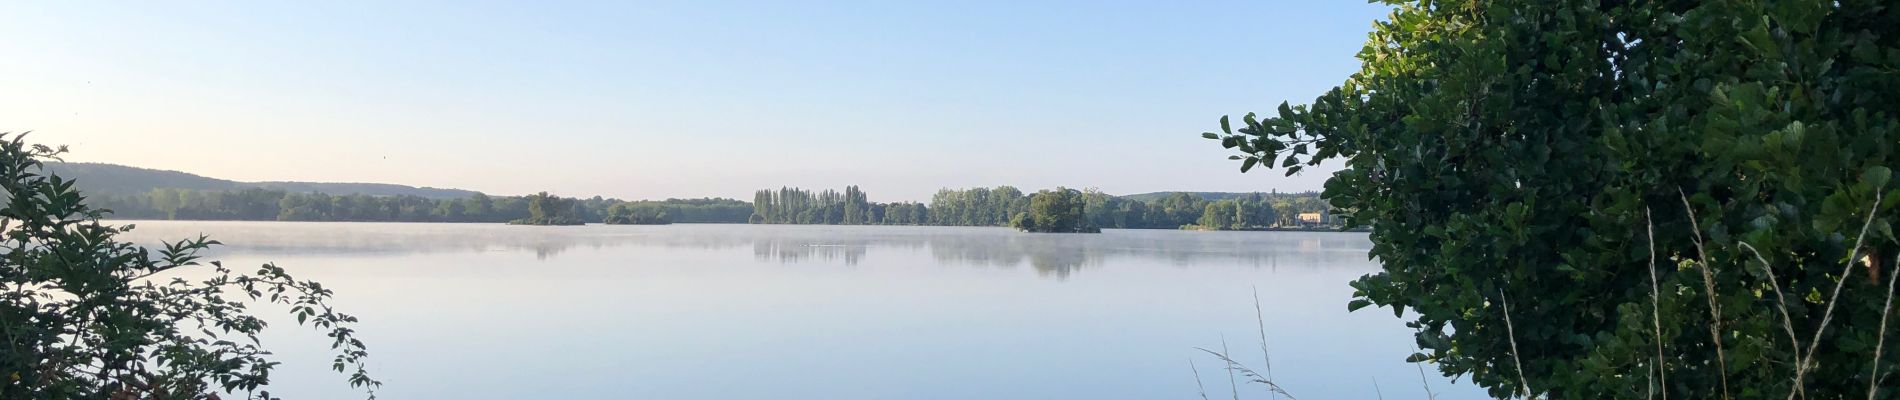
[82, 185, 1334, 229]
[89, 188, 751, 224]
[750, 185, 1335, 230]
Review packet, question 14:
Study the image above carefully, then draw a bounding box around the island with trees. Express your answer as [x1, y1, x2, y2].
[507, 192, 587, 225]
[1009, 187, 1099, 233]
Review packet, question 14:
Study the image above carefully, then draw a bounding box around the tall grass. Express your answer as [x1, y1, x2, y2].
[1192, 292, 1296, 400]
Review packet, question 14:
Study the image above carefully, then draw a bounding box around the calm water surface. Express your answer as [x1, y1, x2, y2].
[116, 221, 1481, 399]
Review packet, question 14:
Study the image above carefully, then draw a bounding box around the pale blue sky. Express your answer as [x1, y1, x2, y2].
[2, 1, 1388, 202]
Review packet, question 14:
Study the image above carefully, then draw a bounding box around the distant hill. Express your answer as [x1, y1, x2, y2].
[45, 162, 481, 199]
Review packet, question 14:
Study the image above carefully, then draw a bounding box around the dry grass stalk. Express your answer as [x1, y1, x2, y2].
[1253, 286, 1276, 400]
[1740, 241, 1808, 399]
[1414, 343, 1437, 400]
[1500, 289, 1533, 398]
[1791, 192, 1884, 400]
[1869, 255, 1899, 400]
[1646, 208, 1669, 400]
[1222, 337, 1239, 400]
[1190, 358, 1211, 400]
[1194, 345, 1298, 400]
[1678, 190, 1732, 398]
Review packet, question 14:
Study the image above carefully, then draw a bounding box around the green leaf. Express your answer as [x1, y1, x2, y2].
[1241, 157, 1258, 173]
[1201, 132, 1219, 139]
[1219, 115, 1232, 134]
[1349, 299, 1373, 311]
[1864, 166, 1892, 190]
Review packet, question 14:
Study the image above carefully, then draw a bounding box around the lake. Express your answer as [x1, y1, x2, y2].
[115, 221, 1482, 399]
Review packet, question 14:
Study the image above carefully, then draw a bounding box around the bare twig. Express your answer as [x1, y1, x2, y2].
[1678, 190, 1731, 398]
[1500, 289, 1533, 398]
[1792, 192, 1883, 399]
[1870, 255, 1899, 400]
[1645, 208, 1669, 400]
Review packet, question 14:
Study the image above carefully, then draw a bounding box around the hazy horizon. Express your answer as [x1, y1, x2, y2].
[3, 1, 1383, 202]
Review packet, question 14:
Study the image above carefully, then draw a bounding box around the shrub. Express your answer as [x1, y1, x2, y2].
[0, 133, 378, 399]
[1206, 1, 1899, 398]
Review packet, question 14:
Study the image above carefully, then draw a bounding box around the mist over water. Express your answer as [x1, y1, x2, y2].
[117, 221, 1482, 399]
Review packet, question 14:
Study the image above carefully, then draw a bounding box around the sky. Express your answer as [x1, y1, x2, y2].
[2, 1, 1390, 202]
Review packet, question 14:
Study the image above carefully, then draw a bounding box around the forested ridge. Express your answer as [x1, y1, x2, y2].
[90, 188, 752, 224]
[47, 162, 478, 198]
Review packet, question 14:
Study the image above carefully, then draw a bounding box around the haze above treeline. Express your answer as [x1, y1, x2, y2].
[48, 162, 1334, 230]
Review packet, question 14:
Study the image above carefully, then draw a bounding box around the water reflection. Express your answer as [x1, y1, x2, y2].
[102, 220, 1483, 399]
[113, 221, 1373, 279]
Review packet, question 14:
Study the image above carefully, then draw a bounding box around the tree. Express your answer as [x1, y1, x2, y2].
[1011, 187, 1099, 233]
[0, 134, 377, 398]
[512, 192, 584, 225]
[1206, 1, 1898, 398]
[1196, 200, 1238, 230]
[1234, 194, 1276, 229]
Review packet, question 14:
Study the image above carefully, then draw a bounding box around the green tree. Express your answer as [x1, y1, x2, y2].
[1196, 200, 1238, 230]
[1011, 187, 1099, 233]
[512, 192, 584, 225]
[0, 134, 377, 398]
[1234, 194, 1277, 229]
[1206, 1, 1899, 398]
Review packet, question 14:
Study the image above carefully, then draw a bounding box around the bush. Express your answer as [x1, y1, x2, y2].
[0, 133, 377, 399]
[1206, 1, 1899, 399]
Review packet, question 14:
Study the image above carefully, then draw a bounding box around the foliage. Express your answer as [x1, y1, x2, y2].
[1205, 1, 1900, 398]
[602, 202, 671, 225]
[0, 134, 377, 399]
[510, 192, 586, 226]
[1185, 195, 1282, 231]
[927, 186, 1030, 227]
[748, 186, 1327, 230]
[751, 186, 884, 225]
[1011, 187, 1099, 233]
[1195, 200, 1238, 231]
[628, 198, 750, 224]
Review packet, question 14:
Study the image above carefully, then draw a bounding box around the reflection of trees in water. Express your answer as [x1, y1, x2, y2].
[112, 222, 1377, 279]
[922, 233, 1098, 279]
[752, 241, 868, 266]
